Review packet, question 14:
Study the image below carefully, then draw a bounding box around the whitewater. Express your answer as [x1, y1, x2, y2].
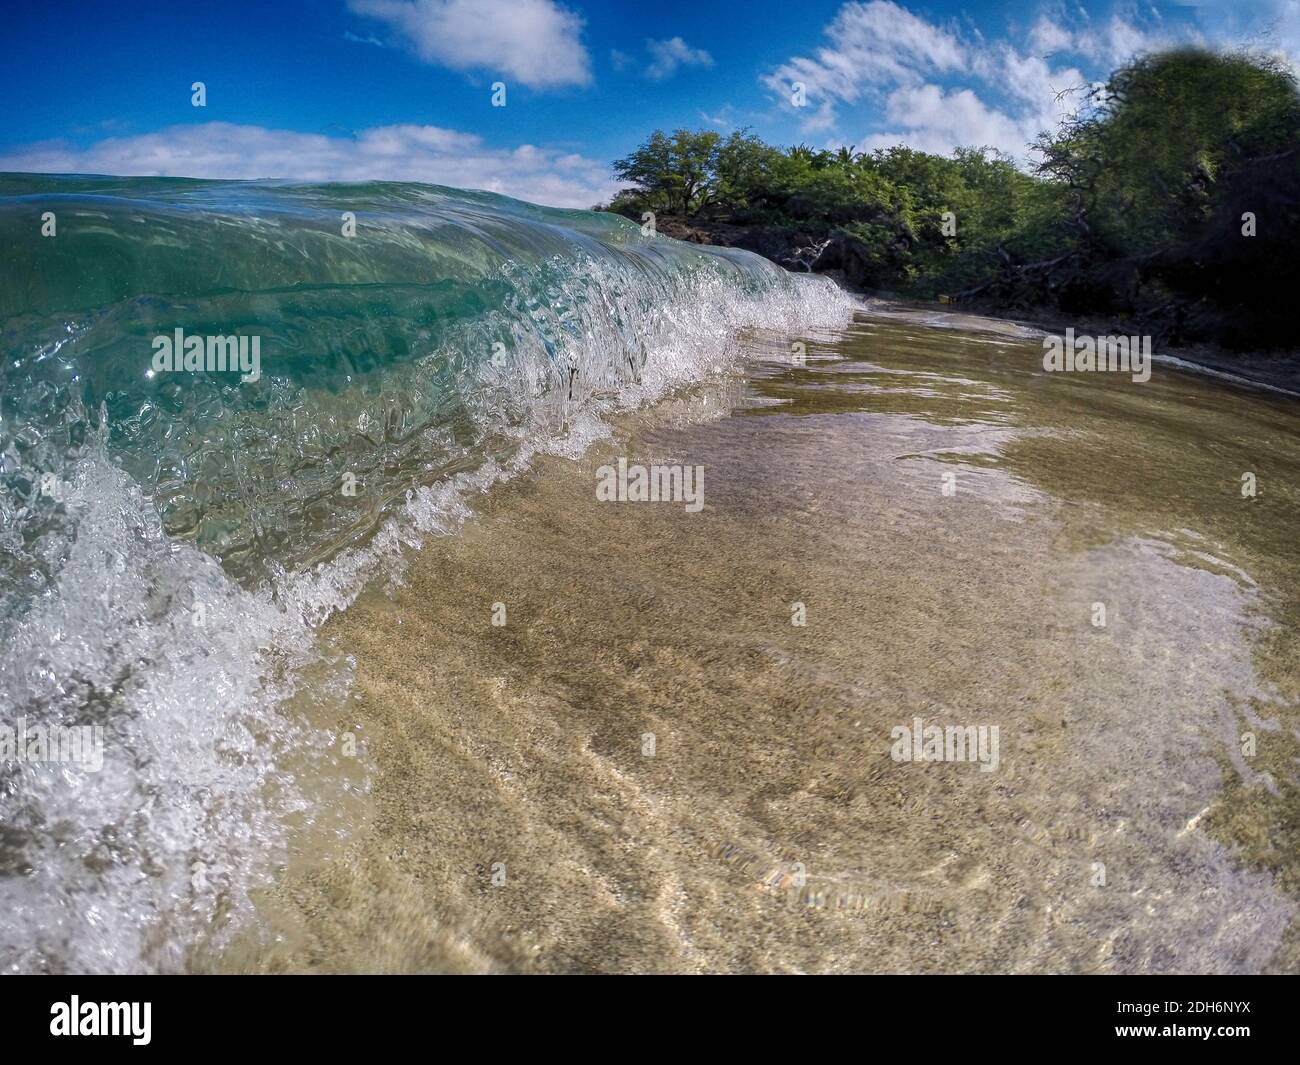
[0, 174, 855, 972]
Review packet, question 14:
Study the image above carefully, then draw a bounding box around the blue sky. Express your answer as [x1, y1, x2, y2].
[1, 0, 1296, 206]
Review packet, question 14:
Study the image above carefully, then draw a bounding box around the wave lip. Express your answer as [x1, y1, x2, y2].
[0, 175, 855, 972]
[2, 173, 855, 579]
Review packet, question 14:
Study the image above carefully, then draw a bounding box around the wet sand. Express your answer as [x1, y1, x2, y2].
[216, 310, 1300, 974]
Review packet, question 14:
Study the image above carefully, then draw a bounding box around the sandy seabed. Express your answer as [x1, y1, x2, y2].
[214, 310, 1300, 974]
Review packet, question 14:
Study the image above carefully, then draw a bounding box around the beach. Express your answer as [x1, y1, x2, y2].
[211, 308, 1300, 974]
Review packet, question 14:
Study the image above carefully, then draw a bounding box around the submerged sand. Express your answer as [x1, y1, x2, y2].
[215, 309, 1300, 974]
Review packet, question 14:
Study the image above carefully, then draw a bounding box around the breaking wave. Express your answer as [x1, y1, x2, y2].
[0, 173, 855, 972]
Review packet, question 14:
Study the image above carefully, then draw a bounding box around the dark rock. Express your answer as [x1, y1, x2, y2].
[638, 214, 877, 292]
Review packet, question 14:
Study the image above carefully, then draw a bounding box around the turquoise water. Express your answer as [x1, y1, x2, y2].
[0, 175, 852, 971]
[1, 174, 849, 579]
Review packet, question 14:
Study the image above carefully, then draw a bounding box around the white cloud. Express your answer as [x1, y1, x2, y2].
[765, 0, 1181, 161]
[699, 105, 737, 128]
[763, 1, 967, 127]
[1269, 1, 1300, 61]
[342, 31, 387, 48]
[0, 122, 618, 209]
[1028, 14, 1075, 57]
[347, 0, 592, 89]
[1181, 0, 1300, 69]
[1280, 7, 1300, 67]
[1099, 14, 1159, 64]
[861, 84, 1032, 156]
[1044, 12, 1172, 66]
[644, 37, 714, 80]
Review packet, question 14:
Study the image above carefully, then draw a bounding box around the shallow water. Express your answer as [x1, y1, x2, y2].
[215, 309, 1300, 974]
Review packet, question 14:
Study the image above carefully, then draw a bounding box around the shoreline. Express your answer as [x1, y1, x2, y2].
[967, 302, 1300, 397]
[651, 214, 1300, 397]
[847, 290, 1300, 397]
[834, 290, 1300, 396]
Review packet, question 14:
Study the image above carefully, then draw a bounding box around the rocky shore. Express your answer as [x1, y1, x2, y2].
[654, 215, 882, 288]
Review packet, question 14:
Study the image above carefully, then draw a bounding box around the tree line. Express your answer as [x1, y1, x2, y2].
[599, 49, 1300, 352]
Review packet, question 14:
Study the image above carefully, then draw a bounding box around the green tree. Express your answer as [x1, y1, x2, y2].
[599, 51, 1296, 351]
[1035, 48, 1300, 340]
[612, 129, 722, 215]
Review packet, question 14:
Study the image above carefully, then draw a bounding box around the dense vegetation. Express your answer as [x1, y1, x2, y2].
[599, 49, 1300, 352]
